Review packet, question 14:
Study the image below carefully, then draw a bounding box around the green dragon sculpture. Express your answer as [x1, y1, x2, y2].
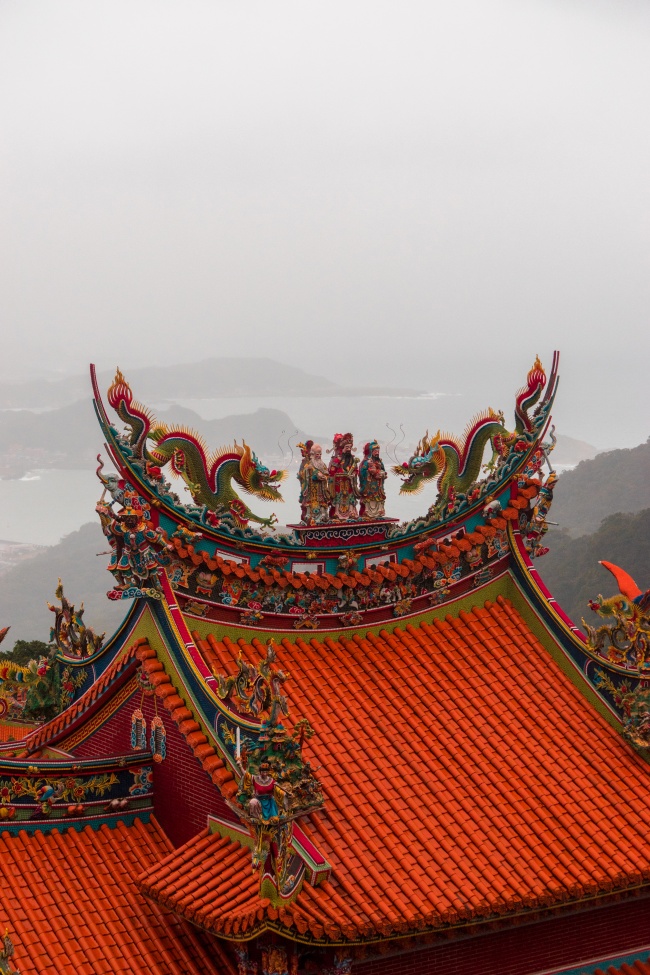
[107, 369, 286, 529]
[393, 356, 548, 508]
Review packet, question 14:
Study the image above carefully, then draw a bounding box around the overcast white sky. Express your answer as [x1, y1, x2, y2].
[1, 0, 649, 446]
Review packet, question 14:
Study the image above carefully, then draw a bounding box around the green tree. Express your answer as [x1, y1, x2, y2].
[23, 661, 62, 722]
[1, 639, 50, 667]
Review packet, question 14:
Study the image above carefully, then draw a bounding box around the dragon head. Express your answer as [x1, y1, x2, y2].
[392, 431, 446, 494]
[236, 441, 287, 502]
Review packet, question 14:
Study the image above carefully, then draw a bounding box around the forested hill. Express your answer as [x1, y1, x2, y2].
[539, 509, 650, 630]
[551, 439, 650, 537]
[0, 523, 125, 644]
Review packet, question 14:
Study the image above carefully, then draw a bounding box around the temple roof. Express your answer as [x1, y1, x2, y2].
[0, 817, 235, 974]
[140, 595, 650, 944]
[13, 636, 145, 757]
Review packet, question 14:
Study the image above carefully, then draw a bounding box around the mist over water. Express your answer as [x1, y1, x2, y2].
[1, 0, 648, 451]
[1, 0, 648, 551]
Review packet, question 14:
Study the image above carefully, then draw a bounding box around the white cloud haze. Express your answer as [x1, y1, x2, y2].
[1, 0, 649, 445]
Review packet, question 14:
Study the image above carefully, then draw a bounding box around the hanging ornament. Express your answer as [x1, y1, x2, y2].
[131, 708, 147, 750]
[150, 715, 166, 763]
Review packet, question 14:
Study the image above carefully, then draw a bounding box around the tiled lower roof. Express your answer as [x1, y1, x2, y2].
[0, 816, 235, 974]
[143, 595, 650, 944]
[140, 830, 261, 937]
[135, 642, 235, 792]
[594, 962, 650, 975]
[0, 720, 36, 743]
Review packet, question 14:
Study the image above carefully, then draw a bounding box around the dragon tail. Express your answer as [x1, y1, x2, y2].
[107, 368, 155, 455]
[514, 356, 546, 434]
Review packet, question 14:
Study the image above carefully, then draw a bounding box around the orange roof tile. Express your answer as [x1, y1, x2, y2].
[0, 817, 235, 974]
[168, 532, 490, 606]
[593, 962, 650, 975]
[144, 596, 650, 944]
[135, 643, 234, 794]
[0, 720, 37, 743]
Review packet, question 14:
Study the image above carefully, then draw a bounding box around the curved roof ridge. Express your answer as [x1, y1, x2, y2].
[18, 637, 147, 755]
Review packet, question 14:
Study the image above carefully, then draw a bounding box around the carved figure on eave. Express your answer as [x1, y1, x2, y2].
[337, 551, 359, 573]
[96, 489, 170, 592]
[328, 433, 359, 522]
[584, 561, 650, 675]
[393, 356, 548, 513]
[218, 642, 324, 888]
[235, 724, 323, 884]
[48, 579, 104, 658]
[623, 684, 650, 749]
[298, 442, 331, 525]
[239, 760, 290, 825]
[359, 440, 387, 519]
[216, 642, 290, 720]
[523, 469, 558, 558]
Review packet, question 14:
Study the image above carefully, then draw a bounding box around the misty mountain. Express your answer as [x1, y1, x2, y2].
[0, 386, 600, 482]
[159, 405, 312, 457]
[0, 400, 309, 478]
[550, 434, 599, 466]
[539, 509, 650, 629]
[0, 357, 423, 410]
[0, 523, 125, 644]
[549, 439, 650, 538]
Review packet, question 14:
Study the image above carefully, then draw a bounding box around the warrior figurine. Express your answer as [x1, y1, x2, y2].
[299, 443, 330, 525]
[359, 440, 387, 519]
[96, 490, 170, 591]
[328, 433, 359, 521]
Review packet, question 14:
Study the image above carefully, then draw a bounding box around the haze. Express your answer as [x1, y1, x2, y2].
[1, 0, 649, 447]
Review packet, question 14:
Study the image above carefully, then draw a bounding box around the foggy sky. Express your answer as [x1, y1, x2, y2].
[1, 0, 649, 447]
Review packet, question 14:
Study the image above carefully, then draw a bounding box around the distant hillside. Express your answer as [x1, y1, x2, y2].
[550, 434, 599, 466]
[160, 405, 311, 456]
[550, 439, 650, 537]
[0, 400, 99, 476]
[539, 509, 650, 630]
[0, 401, 307, 478]
[0, 523, 125, 644]
[0, 357, 422, 410]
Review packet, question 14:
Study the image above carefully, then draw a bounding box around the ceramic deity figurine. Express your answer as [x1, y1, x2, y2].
[299, 443, 330, 525]
[96, 490, 170, 591]
[296, 440, 313, 523]
[328, 433, 359, 521]
[241, 761, 290, 823]
[359, 440, 387, 519]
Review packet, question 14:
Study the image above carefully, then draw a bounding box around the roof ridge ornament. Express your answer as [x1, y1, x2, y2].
[585, 563, 650, 748]
[393, 355, 550, 521]
[216, 640, 325, 895]
[105, 367, 286, 531]
[48, 579, 104, 659]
